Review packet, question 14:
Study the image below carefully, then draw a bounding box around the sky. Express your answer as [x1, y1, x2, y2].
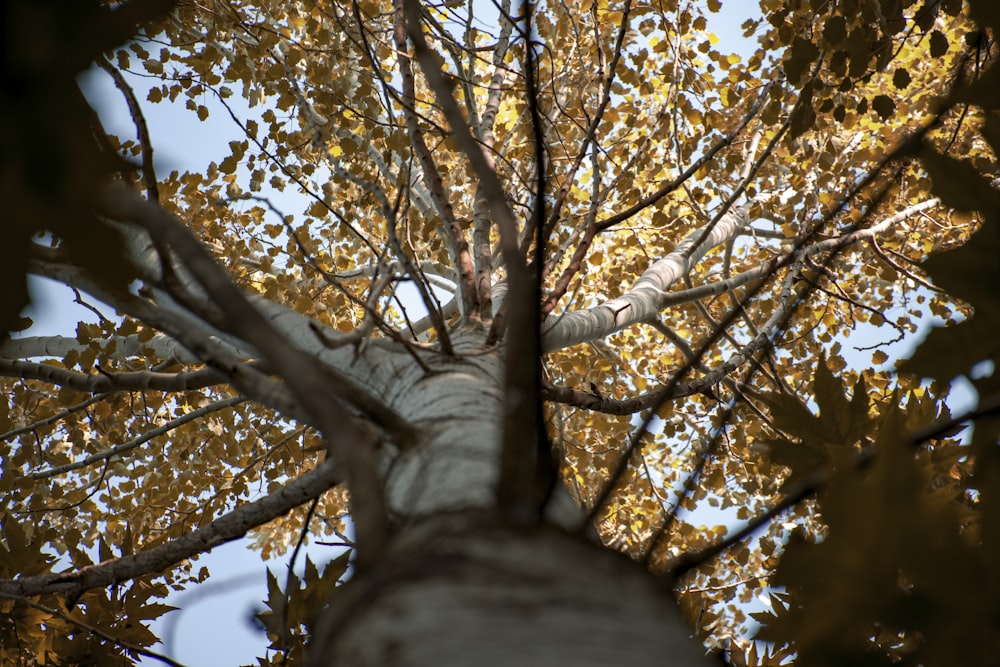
[20, 1, 976, 664]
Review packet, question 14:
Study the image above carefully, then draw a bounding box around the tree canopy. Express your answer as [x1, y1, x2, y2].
[2, 0, 1000, 665]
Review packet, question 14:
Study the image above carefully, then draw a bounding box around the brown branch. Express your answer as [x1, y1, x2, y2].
[0, 457, 342, 599]
[32, 396, 246, 480]
[578, 151, 927, 534]
[278, 59, 454, 355]
[402, 0, 523, 273]
[543, 0, 632, 235]
[540, 79, 774, 318]
[0, 359, 226, 394]
[392, 0, 479, 322]
[594, 78, 776, 232]
[502, 0, 553, 521]
[97, 56, 159, 203]
[0, 393, 109, 442]
[0, 592, 186, 667]
[642, 143, 952, 566]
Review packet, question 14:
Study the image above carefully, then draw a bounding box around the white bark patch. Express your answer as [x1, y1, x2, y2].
[380, 342, 505, 517]
[542, 208, 750, 352]
[309, 513, 714, 667]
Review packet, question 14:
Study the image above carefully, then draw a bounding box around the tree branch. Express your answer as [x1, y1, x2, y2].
[542, 206, 751, 352]
[402, 0, 523, 274]
[96, 56, 159, 203]
[543, 0, 632, 234]
[392, 0, 479, 322]
[471, 0, 514, 322]
[31, 396, 246, 480]
[540, 83, 772, 319]
[0, 458, 342, 599]
[0, 592, 185, 667]
[103, 186, 392, 569]
[0, 358, 226, 394]
[594, 78, 775, 232]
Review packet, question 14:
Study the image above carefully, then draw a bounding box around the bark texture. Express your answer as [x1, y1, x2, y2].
[308, 512, 714, 667]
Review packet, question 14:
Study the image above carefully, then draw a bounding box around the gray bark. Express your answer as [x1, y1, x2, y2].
[308, 512, 714, 667]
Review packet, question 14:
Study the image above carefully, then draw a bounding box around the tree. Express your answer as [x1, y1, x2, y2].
[2, 0, 999, 664]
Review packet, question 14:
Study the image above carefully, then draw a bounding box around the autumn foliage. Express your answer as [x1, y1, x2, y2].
[2, 0, 1000, 665]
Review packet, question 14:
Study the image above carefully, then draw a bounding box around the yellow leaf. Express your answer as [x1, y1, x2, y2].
[294, 294, 312, 312]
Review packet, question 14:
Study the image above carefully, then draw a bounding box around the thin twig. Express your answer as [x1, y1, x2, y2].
[0, 592, 186, 667]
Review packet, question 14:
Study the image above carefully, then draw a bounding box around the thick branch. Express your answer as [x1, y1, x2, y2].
[1, 333, 199, 364]
[27, 225, 421, 445]
[404, 0, 546, 522]
[403, 0, 522, 274]
[0, 358, 226, 394]
[542, 207, 750, 352]
[472, 0, 514, 321]
[103, 186, 391, 568]
[542, 292, 787, 414]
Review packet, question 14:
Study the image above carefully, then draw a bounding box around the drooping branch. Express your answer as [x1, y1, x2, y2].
[0, 458, 342, 599]
[96, 56, 159, 203]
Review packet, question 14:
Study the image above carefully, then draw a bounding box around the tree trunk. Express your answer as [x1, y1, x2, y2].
[309, 512, 714, 667]
[21, 216, 719, 663]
